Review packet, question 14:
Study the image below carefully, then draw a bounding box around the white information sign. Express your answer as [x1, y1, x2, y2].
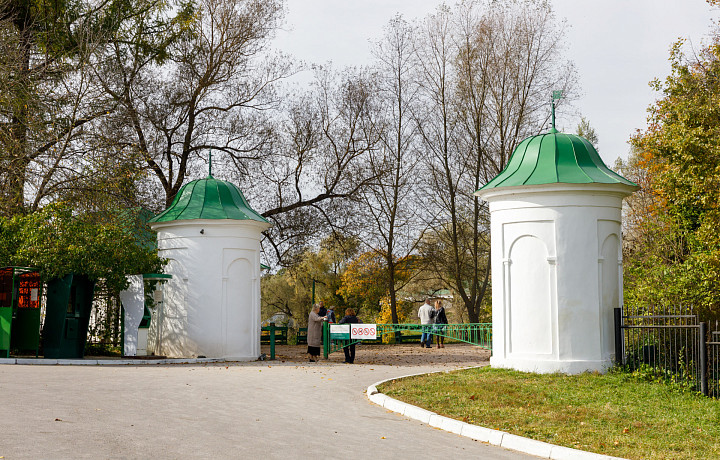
[350, 324, 377, 340]
[330, 324, 350, 340]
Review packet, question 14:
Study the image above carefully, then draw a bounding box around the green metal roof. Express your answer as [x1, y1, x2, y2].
[149, 175, 269, 224]
[477, 129, 638, 192]
[142, 273, 172, 280]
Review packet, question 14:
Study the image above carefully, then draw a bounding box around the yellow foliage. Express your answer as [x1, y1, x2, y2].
[376, 296, 413, 343]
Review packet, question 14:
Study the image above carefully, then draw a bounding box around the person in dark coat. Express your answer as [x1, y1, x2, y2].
[318, 301, 327, 318]
[338, 308, 360, 364]
[433, 299, 448, 349]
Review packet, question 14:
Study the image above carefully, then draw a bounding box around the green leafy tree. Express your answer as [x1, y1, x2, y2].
[261, 234, 359, 325]
[625, 36, 720, 320]
[1, 203, 164, 293]
[337, 251, 388, 316]
[576, 116, 599, 149]
[336, 250, 418, 320]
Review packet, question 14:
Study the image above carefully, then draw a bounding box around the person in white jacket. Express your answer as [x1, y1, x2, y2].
[418, 298, 435, 348]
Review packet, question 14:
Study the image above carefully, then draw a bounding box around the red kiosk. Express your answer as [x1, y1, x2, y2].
[0, 267, 42, 358]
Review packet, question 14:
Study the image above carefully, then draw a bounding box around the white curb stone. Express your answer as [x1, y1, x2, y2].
[96, 359, 126, 365]
[0, 358, 16, 364]
[58, 359, 98, 365]
[460, 424, 504, 445]
[501, 433, 554, 458]
[382, 396, 407, 414]
[550, 445, 625, 460]
[430, 415, 464, 435]
[17, 358, 57, 365]
[368, 393, 388, 407]
[402, 404, 434, 424]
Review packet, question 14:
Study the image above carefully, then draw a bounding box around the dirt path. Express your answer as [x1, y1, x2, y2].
[263, 342, 492, 367]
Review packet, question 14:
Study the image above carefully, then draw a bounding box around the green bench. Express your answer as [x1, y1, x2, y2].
[396, 330, 423, 344]
[260, 325, 288, 345]
[296, 327, 308, 345]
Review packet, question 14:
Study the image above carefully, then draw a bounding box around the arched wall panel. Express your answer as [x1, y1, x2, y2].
[508, 235, 552, 355]
[224, 257, 253, 357]
[599, 223, 621, 360]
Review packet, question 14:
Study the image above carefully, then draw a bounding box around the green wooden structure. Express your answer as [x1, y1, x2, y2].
[260, 324, 288, 345]
[43, 274, 95, 359]
[0, 267, 42, 358]
[261, 323, 289, 360]
[296, 327, 308, 345]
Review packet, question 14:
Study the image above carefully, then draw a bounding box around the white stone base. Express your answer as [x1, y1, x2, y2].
[490, 356, 612, 375]
[221, 355, 259, 362]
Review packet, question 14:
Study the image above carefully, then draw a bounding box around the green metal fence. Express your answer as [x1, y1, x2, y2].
[323, 322, 492, 358]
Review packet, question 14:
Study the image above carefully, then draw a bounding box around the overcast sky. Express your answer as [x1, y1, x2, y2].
[272, 0, 719, 165]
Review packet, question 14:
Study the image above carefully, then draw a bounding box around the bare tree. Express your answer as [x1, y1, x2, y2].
[354, 15, 426, 324]
[92, 0, 291, 209]
[417, 0, 577, 322]
[243, 67, 383, 266]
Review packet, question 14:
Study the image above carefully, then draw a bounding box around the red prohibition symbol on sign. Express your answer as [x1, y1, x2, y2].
[352, 326, 376, 336]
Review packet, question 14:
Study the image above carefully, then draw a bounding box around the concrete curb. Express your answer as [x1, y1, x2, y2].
[367, 370, 626, 460]
[1, 357, 235, 366]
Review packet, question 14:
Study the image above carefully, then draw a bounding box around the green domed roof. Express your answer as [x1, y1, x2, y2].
[477, 130, 638, 193]
[149, 175, 269, 224]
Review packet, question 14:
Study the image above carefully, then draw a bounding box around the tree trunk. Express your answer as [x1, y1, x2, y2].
[2, 31, 32, 216]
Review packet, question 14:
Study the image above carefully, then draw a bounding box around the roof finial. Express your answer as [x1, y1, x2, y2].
[208, 150, 213, 178]
[551, 90, 563, 133]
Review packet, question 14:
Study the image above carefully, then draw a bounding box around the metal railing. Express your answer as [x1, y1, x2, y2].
[708, 328, 720, 398]
[323, 322, 492, 358]
[614, 305, 720, 397]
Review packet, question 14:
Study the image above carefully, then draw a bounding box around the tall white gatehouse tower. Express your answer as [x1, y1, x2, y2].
[475, 125, 638, 374]
[149, 170, 270, 360]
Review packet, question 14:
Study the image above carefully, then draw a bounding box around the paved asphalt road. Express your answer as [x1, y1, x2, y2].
[0, 347, 537, 459]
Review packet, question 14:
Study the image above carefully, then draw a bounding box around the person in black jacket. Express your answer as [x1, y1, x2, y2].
[433, 299, 448, 349]
[338, 308, 360, 364]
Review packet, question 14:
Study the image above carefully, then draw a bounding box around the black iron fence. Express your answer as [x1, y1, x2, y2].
[614, 305, 720, 397]
[709, 326, 720, 398]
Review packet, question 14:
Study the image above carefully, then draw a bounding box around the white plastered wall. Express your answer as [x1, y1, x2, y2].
[481, 184, 633, 374]
[149, 219, 269, 360]
[119, 274, 144, 357]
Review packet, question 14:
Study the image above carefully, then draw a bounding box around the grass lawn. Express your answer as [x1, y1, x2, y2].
[378, 367, 720, 459]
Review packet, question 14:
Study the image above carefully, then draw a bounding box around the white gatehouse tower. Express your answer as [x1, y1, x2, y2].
[475, 125, 638, 374]
[148, 170, 270, 360]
